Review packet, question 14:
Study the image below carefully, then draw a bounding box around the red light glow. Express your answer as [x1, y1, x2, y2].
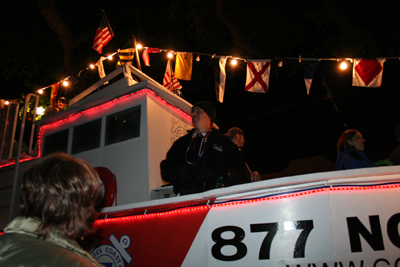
[94, 205, 209, 226]
[0, 88, 191, 169]
[94, 183, 400, 226]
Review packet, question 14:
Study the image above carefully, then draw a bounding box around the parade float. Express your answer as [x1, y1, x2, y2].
[1, 64, 400, 266]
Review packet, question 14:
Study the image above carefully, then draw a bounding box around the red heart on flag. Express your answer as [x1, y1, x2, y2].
[355, 59, 382, 86]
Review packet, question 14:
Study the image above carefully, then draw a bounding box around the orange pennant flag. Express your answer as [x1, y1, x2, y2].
[50, 82, 60, 109]
[175, 53, 193, 80]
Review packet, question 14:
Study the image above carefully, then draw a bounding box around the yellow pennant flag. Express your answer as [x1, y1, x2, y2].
[175, 53, 193, 80]
[117, 48, 135, 65]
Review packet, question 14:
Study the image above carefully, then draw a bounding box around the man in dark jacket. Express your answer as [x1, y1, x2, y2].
[43, 96, 68, 118]
[225, 127, 261, 182]
[160, 101, 250, 195]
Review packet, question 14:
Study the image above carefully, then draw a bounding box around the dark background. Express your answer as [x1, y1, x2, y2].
[2, 0, 400, 177]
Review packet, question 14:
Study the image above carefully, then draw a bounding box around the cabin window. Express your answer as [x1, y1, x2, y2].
[105, 105, 141, 146]
[72, 119, 102, 154]
[43, 129, 69, 156]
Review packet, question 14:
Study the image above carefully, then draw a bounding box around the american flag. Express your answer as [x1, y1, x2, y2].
[163, 60, 182, 91]
[92, 10, 114, 54]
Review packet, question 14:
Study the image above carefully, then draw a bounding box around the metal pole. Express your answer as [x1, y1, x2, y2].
[0, 101, 19, 161]
[28, 96, 39, 153]
[8, 93, 38, 222]
[132, 35, 142, 72]
[0, 104, 11, 160]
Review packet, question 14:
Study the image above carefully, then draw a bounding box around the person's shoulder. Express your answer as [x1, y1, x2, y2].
[0, 232, 100, 267]
[169, 129, 193, 147]
[210, 129, 229, 140]
[177, 129, 193, 140]
[210, 130, 240, 151]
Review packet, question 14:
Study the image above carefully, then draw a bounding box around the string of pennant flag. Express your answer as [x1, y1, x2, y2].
[140, 51, 390, 102]
[39, 10, 400, 109]
[42, 48, 393, 104]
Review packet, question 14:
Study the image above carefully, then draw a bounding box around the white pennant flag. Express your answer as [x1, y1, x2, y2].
[95, 56, 107, 79]
[216, 57, 227, 103]
[245, 60, 271, 93]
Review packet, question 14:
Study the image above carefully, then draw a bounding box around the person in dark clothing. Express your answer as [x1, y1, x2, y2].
[43, 96, 67, 118]
[336, 129, 374, 170]
[225, 127, 261, 182]
[388, 124, 400, 165]
[160, 101, 250, 195]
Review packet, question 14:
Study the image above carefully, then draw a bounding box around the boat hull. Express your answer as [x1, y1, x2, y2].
[91, 167, 400, 266]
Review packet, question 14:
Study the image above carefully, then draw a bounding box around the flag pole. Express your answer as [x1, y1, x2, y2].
[170, 60, 175, 93]
[132, 35, 142, 72]
[101, 9, 114, 37]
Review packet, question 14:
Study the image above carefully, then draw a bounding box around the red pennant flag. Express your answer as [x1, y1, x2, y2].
[163, 60, 182, 92]
[142, 48, 161, 67]
[352, 58, 385, 87]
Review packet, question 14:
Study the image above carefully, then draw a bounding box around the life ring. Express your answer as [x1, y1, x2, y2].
[94, 166, 117, 208]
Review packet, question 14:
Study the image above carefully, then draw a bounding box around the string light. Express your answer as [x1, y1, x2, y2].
[21, 45, 392, 111]
[5, 100, 9, 105]
[94, 183, 400, 224]
[37, 89, 44, 94]
[62, 80, 69, 86]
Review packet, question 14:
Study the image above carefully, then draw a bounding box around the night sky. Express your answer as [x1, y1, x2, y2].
[2, 0, 400, 176]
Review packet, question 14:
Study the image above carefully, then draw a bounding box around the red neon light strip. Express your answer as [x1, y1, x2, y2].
[94, 183, 400, 226]
[94, 206, 209, 226]
[38, 89, 191, 153]
[0, 89, 191, 169]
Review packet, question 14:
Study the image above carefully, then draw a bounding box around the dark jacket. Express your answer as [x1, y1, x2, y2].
[336, 146, 374, 170]
[388, 145, 400, 165]
[0, 216, 103, 267]
[43, 106, 61, 118]
[160, 128, 251, 195]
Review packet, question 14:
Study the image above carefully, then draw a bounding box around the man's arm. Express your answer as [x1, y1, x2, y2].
[160, 135, 195, 184]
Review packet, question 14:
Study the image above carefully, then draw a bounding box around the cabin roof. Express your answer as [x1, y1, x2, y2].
[36, 64, 193, 127]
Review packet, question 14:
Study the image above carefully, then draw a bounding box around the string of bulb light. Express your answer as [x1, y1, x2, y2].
[3, 40, 398, 105]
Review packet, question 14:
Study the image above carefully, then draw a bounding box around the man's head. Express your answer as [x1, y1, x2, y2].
[191, 101, 216, 133]
[20, 152, 101, 240]
[225, 127, 245, 148]
[57, 97, 67, 110]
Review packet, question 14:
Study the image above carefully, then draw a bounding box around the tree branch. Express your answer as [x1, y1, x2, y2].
[215, 0, 263, 57]
[37, 0, 75, 73]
